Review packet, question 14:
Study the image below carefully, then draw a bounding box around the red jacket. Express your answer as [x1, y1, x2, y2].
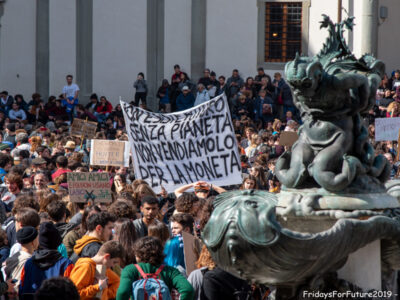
[95, 102, 113, 114]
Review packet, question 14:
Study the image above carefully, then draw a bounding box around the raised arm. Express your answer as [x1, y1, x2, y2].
[174, 182, 196, 198]
[211, 184, 226, 194]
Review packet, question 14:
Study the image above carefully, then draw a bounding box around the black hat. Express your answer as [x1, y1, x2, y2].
[17, 226, 38, 244]
[39, 222, 62, 250]
[7, 123, 15, 132]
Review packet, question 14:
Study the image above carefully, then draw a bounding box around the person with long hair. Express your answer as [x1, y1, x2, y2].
[187, 245, 216, 300]
[112, 174, 127, 196]
[94, 96, 113, 123]
[244, 77, 256, 99]
[29, 136, 42, 157]
[148, 222, 170, 246]
[113, 218, 137, 267]
[250, 166, 268, 190]
[269, 175, 281, 193]
[368, 124, 376, 145]
[164, 235, 186, 276]
[245, 133, 260, 159]
[240, 176, 258, 190]
[386, 100, 400, 117]
[132, 183, 157, 209]
[131, 179, 148, 191]
[272, 118, 282, 134]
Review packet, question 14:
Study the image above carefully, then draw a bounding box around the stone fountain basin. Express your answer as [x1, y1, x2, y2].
[202, 190, 400, 287]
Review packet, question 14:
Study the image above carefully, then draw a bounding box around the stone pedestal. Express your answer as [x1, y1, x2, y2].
[337, 240, 381, 291]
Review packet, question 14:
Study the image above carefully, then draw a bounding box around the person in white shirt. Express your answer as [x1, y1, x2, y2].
[194, 84, 210, 107]
[8, 103, 26, 121]
[62, 75, 79, 120]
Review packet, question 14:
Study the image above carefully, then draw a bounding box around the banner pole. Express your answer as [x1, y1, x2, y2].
[80, 135, 84, 150]
[397, 129, 400, 162]
[80, 117, 89, 150]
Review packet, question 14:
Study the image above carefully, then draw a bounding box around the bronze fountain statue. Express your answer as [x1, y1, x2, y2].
[203, 15, 400, 299]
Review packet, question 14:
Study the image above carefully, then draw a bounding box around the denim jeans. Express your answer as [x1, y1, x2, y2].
[94, 112, 109, 123]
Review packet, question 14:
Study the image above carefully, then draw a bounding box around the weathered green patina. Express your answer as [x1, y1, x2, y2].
[203, 16, 400, 299]
[275, 15, 388, 192]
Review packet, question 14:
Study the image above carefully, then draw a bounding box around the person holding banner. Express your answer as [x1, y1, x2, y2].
[176, 86, 195, 111]
[194, 84, 210, 107]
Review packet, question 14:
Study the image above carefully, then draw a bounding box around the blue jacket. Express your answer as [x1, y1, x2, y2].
[274, 79, 293, 107]
[62, 97, 78, 113]
[254, 96, 275, 123]
[194, 90, 210, 107]
[19, 249, 73, 300]
[176, 93, 195, 111]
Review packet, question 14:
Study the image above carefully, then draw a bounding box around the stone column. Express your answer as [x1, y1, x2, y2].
[0, 2, 4, 60]
[36, 0, 50, 99]
[190, 0, 206, 83]
[76, 0, 93, 105]
[361, 0, 378, 56]
[146, 0, 165, 111]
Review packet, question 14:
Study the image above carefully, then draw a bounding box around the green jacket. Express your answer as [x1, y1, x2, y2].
[116, 262, 194, 300]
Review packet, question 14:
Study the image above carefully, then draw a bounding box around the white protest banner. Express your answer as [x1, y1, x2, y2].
[121, 94, 242, 193]
[89, 140, 130, 167]
[375, 117, 400, 141]
[67, 172, 112, 203]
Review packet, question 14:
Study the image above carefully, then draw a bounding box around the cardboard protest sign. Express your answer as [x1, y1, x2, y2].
[71, 118, 98, 139]
[182, 231, 202, 276]
[90, 140, 130, 167]
[67, 172, 111, 203]
[121, 94, 242, 193]
[375, 117, 400, 141]
[279, 131, 298, 147]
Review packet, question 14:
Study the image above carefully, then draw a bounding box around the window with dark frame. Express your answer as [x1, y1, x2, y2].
[265, 2, 302, 63]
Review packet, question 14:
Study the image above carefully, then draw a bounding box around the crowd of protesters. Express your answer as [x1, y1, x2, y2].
[0, 64, 397, 300]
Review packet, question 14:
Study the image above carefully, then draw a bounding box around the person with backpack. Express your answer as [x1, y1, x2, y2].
[46, 200, 76, 258]
[19, 222, 74, 300]
[116, 236, 194, 300]
[47, 200, 77, 239]
[70, 212, 115, 263]
[69, 241, 123, 300]
[3, 226, 38, 293]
